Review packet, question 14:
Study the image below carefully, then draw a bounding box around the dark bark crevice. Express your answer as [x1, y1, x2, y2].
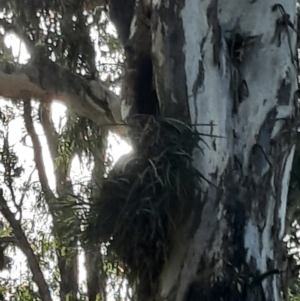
[109, 0, 159, 120]
[152, 0, 190, 121]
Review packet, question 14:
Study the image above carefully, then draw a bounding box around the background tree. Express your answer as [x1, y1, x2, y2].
[0, 1, 298, 301]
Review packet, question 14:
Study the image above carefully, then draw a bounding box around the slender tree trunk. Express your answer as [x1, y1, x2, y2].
[85, 246, 106, 301]
[32, 104, 80, 301]
[110, 0, 298, 300]
[84, 141, 108, 301]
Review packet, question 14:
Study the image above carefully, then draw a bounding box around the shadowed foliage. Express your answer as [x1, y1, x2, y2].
[85, 117, 210, 298]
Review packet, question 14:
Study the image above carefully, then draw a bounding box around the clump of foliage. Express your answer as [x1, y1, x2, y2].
[286, 147, 300, 299]
[85, 116, 207, 296]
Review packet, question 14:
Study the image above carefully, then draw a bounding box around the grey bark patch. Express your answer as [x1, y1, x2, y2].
[248, 108, 276, 182]
[277, 74, 291, 105]
[188, 193, 204, 238]
[152, 0, 189, 120]
[249, 144, 271, 183]
[184, 282, 203, 301]
[239, 79, 249, 100]
[206, 0, 222, 66]
[225, 33, 258, 114]
[271, 4, 294, 47]
[192, 60, 205, 99]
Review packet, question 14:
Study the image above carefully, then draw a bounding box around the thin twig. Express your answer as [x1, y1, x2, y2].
[18, 167, 36, 216]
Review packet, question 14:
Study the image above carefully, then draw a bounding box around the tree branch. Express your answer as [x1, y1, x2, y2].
[38, 103, 59, 161]
[0, 58, 122, 125]
[0, 236, 18, 245]
[18, 167, 36, 219]
[0, 192, 53, 301]
[23, 102, 56, 200]
[85, 245, 107, 301]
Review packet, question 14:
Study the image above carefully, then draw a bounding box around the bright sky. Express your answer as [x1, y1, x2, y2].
[0, 31, 131, 300]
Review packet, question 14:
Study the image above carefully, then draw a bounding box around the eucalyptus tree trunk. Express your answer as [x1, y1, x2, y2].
[109, 0, 298, 300]
[0, 0, 297, 300]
